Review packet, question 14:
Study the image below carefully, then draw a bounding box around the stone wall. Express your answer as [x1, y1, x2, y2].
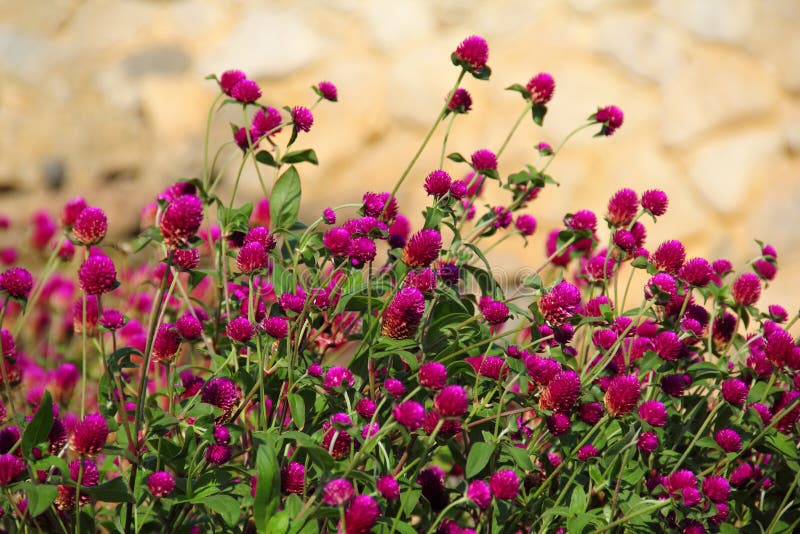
[1, 0, 799, 310]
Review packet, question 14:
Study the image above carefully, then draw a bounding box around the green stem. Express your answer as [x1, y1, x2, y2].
[439, 113, 457, 169]
[766, 469, 800, 534]
[595, 500, 670, 532]
[425, 497, 469, 534]
[202, 93, 224, 189]
[670, 402, 721, 474]
[496, 101, 533, 158]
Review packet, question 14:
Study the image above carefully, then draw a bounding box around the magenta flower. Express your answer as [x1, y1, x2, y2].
[316, 81, 338, 102]
[419, 362, 447, 390]
[489, 470, 519, 500]
[539, 281, 582, 326]
[70, 413, 109, 456]
[448, 88, 472, 113]
[61, 196, 88, 227]
[73, 207, 108, 245]
[702, 475, 730, 503]
[467, 480, 492, 509]
[424, 170, 452, 197]
[453, 35, 489, 73]
[343, 495, 380, 534]
[650, 240, 686, 275]
[0, 454, 25, 486]
[515, 214, 537, 236]
[402, 229, 442, 268]
[291, 106, 314, 132]
[152, 323, 182, 363]
[594, 105, 624, 136]
[479, 296, 510, 325]
[606, 188, 638, 227]
[526, 72, 555, 104]
[721, 378, 749, 406]
[577, 444, 599, 461]
[376, 475, 400, 501]
[261, 316, 289, 339]
[226, 317, 255, 343]
[604, 375, 640, 417]
[148, 471, 176, 498]
[435, 385, 468, 418]
[637, 431, 659, 453]
[0, 267, 33, 298]
[219, 70, 246, 96]
[641, 189, 668, 216]
[714, 429, 742, 452]
[392, 400, 425, 431]
[324, 366, 355, 390]
[732, 272, 761, 306]
[540, 370, 581, 412]
[230, 79, 261, 103]
[471, 149, 497, 171]
[638, 400, 668, 427]
[281, 462, 305, 494]
[323, 478, 355, 506]
[381, 287, 425, 340]
[159, 194, 204, 248]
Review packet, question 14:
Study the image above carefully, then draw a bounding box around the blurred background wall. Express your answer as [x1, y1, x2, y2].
[1, 0, 799, 309]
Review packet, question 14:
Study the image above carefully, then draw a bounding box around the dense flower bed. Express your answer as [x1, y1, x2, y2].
[0, 35, 798, 533]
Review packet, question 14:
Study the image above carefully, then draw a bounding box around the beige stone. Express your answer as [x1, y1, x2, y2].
[658, 0, 753, 44]
[689, 130, 782, 215]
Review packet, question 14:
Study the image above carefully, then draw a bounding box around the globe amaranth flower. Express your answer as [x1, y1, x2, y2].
[316, 80, 338, 102]
[152, 323, 181, 363]
[424, 170, 452, 197]
[641, 189, 668, 216]
[522, 72, 556, 106]
[61, 196, 88, 227]
[638, 400, 668, 427]
[323, 208, 336, 225]
[661, 373, 691, 397]
[715, 428, 742, 452]
[261, 316, 289, 339]
[650, 240, 686, 275]
[148, 471, 176, 498]
[606, 188, 638, 227]
[702, 475, 730, 503]
[721, 378, 749, 406]
[321, 413, 354, 460]
[176, 313, 203, 340]
[78, 255, 117, 295]
[679, 257, 712, 287]
[613, 229, 636, 252]
[73, 207, 108, 245]
[594, 105, 624, 136]
[392, 400, 425, 431]
[383, 378, 405, 399]
[323, 478, 355, 506]
[231, 79, 261, 103]
[419, 362, 447, 390]
[201, 377, 241, 419]
[467, 480, 492, 509]
[479, 296, 509, 325]
[578, 402, 604, 425]
[159, 194, 204, 248]
[637, 431, 659, 453]
[344, 495, 380, 534]
[355, 398, 376, 419]
[280, 462, 305, 494]
[515, 214, 537, 236]
[489, 470, 519, 500]
[212, 424, 231, 445]
[226, 317, 255, 343]
[244, 226, 277, 252]
[323, 228, 352, 257]
[361, 192, 398, 224]
[471, 149, 497, 172]
[577, 444, 599, 461]
[70, 413, 109, 456]
[324, 366, 355, 390]
[453, 35, 489, 73]
[1, 267, 33, 298]
[0, 454, 26, 486]
[205, 444, 232, 465]
[381, 287, 425, 339]
[349, 237, 377, 267]
[604, 375, 640, 417]
[492, 206, 513, 229]
[402, 229, 441, 268]
[732, 272, 761, 306]
[435, 385, 468, 418]
[539, 281, 582, 326]
[447, 88, 472, 113]
[376, 475, 400, 501]
[172, 248, 200, 271]
[237, 242, 268, 274]
[539, 370, 581, 412]
[219, 70, 246, 96]
[403, 268, 437, 294]
[291, 106, 314, 132]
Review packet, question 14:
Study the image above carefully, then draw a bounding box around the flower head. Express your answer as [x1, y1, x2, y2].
[159, 195, 204, 247]
[539, 281, 582, 326]
[714, 429, 742, 452]
[220, 70, 246, 96]
[231, 79, 261, 103]
[679, 257, 712, 287]
[0, 454, 25, 486]
[650, 240, 686, 275]
[381, 287, 425, 339]
[226, 317, 255, 343]
[453, 35, 489, 73]
[539, 370, 581, 412]
[376, 475, 400, 501]
[606, 189, 639, 227]
[435, 385, 468, 418]
[280, 462, 305, 494]
[237, 242, 268, 274]
[70, 413, 109, 456]
[78, 256, 117, 295]
[489, 470, 519, 500]
[577, 444, 599, 461]
[641, 189, 668, 216]
[732, 272, 761, 306]
[344, 495, 380, 534]
[471, 149, 497, 172]
[515, 214, 537, 236]
[392, 400, 425, 431]
[468, 480, 492, 509]
[1, 267, 33, 298]
[316, 81, 338, 101]
[419, 362, 447, 390]
[637, 431, 659, 453]
[148, 471, 176, 498]
[526, 72, 555, 104]
[291, 106, 314, 132]
[702, 475, 730, 503]
[447, 88, 472, 113]
[638, 400, 668, 427]
[73, 207, 108, 245]
[261, 316, 289, 339]
[424, 170, 452, 197]
[324, 478, 355, 506]
[594, 105, 624, 136]
[479, 296, 509, 325]
[153, 323, 181, 363]
[604, 375, 640, 417]
[721, 378, 749, 405]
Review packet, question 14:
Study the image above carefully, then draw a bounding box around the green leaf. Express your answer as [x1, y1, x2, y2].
[505, 83, 530, 99]
[287, 393, 306, 430]
[447, 152, 466, 163]
[107, 347, 143, 374]
[466, 442, 495, 478]
[254, 441, 280, 531]
[22, 483, 57, 517]
[270, 166, 302, 230]
[504, 443, 533, 471]
[219, 202, 253, 234]
[267, 511, 291, 533]
[22, 390, 54, 459]
[569, 487, 587, 515]
[204, 494, 241, 526]
[531, 103, 548, 126]
[255, 150, 279, 167]
[81, 477, 134, 503]
[281, 149, 319, 165]
[631, 255, 649, 269]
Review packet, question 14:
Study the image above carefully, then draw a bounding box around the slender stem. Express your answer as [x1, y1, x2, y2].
[425, 497, 469, 534]
[0, 299, 16, 416]
[766, 469, 800, 534]
[496, 101, 533, 158]
[439, 113, 457, 169]
[670, 402, 721, 474]
[386, 70, 466, 207]
[539, 122, 593, 175]
[595, 500, 670, 532]
[13, 245, 60, 337]
[203, 93, 224, 188]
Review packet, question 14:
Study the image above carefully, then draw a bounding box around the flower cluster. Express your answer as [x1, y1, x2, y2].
[0, 34, 797, 534]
